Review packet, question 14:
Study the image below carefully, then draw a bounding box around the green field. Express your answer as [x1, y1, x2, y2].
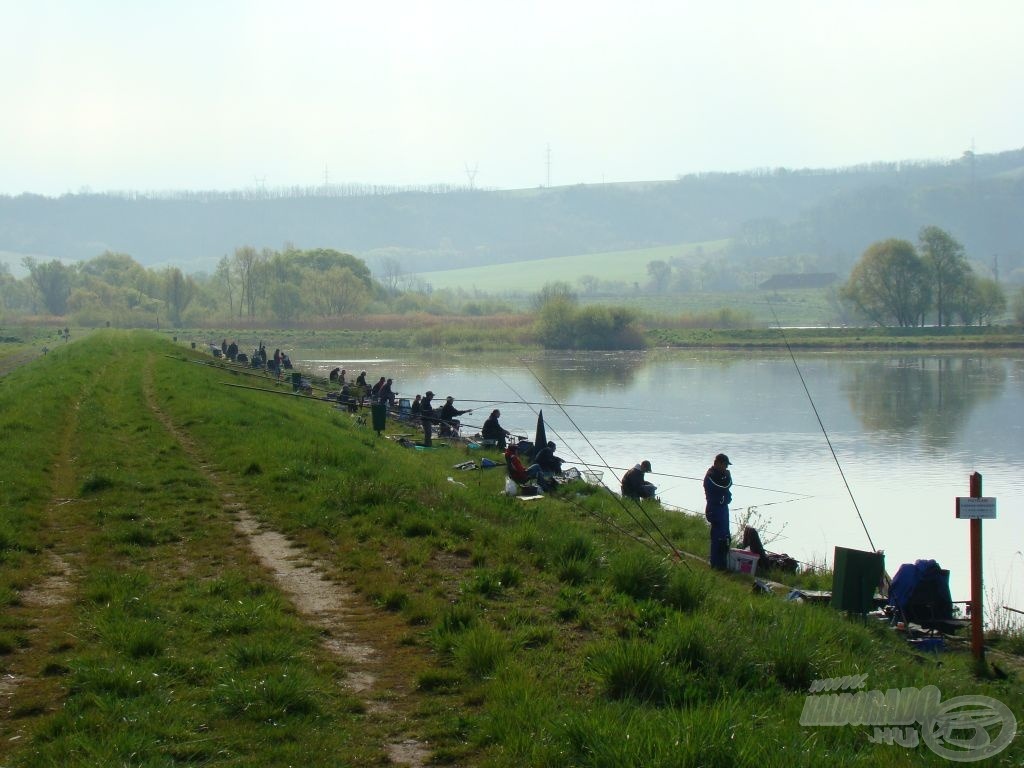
[416, 240, 731, 293]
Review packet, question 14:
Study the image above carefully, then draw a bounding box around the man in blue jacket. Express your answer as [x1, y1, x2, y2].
[703, 453, 733, 570]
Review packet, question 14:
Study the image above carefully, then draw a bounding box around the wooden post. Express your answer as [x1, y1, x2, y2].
[969, 472, 985, 662]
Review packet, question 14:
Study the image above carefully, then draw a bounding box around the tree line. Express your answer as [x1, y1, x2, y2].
[0, 246, 513, 329]
[840, 226, 1008, 327]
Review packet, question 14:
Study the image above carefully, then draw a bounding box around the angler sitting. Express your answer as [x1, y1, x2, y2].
[621, 460, 657, 499]
[527, 440, 564, 481]
[504, 446, 530, 484]
[439, 396, 471, 437]
[481, 409, 512, 449]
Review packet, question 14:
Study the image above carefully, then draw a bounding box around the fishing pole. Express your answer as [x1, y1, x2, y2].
[766, 298, 880, 554]
[520, 360, 684, 562]
[487, 364, 672, 556]
[562, 460, 811, 498]
[433, 398, 657, 413]
[221, 382, 334, 400]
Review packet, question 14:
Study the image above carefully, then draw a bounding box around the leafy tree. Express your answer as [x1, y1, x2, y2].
[79, 252, 151, 309]
[918, 226, 970, 326]
[531, 282, 577, 312]
[163, 267, 195, 326]
[268, 282, 303, 322]
[840, 239, 931, 327]
[534, 295, 578, 348]
[955, 275, 1006, 326]
[288, 248, 373, 289]
[215, 255, 236, 317]
[22, 257, 74, 315]
[304, 265, 369, 317]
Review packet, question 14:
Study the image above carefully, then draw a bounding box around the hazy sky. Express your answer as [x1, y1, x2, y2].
[3, 0, 1021, 196]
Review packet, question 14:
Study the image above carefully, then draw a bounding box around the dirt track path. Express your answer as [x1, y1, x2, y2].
[141, 357, 431, 767]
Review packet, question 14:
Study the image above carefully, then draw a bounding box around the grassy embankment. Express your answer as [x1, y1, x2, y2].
[1, 331, 1021, 766]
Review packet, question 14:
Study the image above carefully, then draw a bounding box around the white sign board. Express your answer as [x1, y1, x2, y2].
[955, 497, 997, 519]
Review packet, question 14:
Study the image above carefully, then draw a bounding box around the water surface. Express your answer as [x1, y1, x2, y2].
[297, 347, 1024, 616]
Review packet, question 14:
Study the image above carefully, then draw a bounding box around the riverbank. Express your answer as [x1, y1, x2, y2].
[649, 325, 1024, 350]
[167, 322, 1024, 354]
[1, 330, 1020, 766]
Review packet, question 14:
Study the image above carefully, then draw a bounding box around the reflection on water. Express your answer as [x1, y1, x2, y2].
[520, 352, 644, 398]
[841, 357, 1006, 447]
[292, 346, 1024, 611]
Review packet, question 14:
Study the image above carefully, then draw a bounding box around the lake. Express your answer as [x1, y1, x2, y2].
[295, 347, 1024, 624]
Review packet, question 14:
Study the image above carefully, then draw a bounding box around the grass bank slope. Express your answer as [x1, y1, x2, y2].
[1, 331, 1020, 767]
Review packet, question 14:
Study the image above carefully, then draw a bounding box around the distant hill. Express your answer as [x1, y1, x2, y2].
[1, 148, 1022, 282]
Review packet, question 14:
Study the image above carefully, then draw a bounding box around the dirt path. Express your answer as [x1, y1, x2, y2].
[142, 358, 431, 767]
[0, 348, 42, 378]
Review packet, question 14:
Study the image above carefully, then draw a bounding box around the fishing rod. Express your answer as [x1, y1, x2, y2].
[222, 382, 335, 400]
[434, 398, 657, 413]
[766, 298, 880, 554]
[520, 360, 684, 562]
[561, 460, 811, 498]
[487, 364, 673, 557]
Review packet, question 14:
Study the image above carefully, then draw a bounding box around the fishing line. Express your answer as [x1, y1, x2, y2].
[563, 460, 810, 498]
[766, 298, 879, 553]
[488, 365, 672, 557]
[519, 360, 682, 560]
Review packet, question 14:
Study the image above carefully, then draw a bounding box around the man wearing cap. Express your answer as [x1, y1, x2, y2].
[703, 453, 733, 570]
[439, 396, 471, 437]
[621, 460, 657, 500]
[420, 391, 437, 446]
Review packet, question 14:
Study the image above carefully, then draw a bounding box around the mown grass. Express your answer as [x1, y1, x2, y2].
[2, 330, 1021, 767]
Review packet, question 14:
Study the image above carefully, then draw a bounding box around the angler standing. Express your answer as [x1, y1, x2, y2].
[703, 453, 733, 570]
[420, 391, 437, 446]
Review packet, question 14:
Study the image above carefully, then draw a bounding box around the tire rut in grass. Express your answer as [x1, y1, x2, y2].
[0, 386, 86, 745]
[143, 360, 431, 767]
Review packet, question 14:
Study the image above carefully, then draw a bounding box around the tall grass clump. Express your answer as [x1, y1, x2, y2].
[660, 565, 711, 611]
[586, 638, 674, 704]
[608, 549, 668, 601]
[552, 531, 600, 585]
[453, 624, 507, 680]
